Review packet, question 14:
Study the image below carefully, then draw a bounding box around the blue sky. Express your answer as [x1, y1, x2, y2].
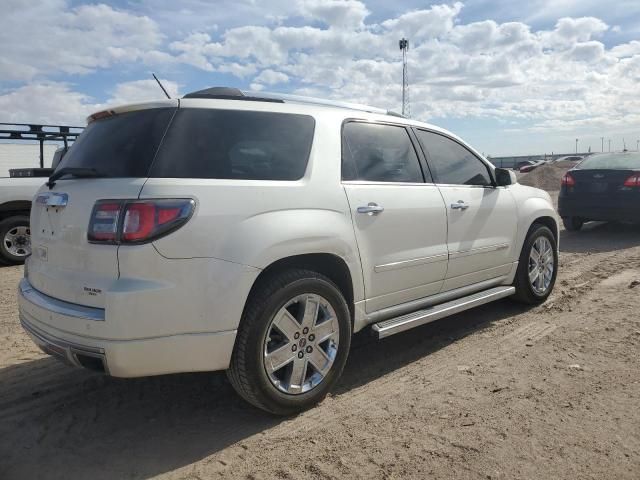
[1, 0, 640, 156]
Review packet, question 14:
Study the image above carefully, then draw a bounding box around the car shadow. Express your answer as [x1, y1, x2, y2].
[560, 221, 640, 254]
[0, 299, 527, 480]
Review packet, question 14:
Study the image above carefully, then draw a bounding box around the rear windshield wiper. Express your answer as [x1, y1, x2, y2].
[47, 167, 106, 189]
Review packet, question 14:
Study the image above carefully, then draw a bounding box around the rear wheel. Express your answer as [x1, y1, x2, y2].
[227, 269, 351, 415]
[0, 216, 31, 265]
[562, 216, 583, 232]
[512, 224, 558, 304]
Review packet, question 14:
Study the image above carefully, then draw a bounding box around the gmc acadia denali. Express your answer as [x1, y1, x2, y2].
[19, 88, 559, 414]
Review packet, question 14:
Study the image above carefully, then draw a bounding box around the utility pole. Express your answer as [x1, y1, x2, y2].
[575, 138, 578, 154]
[608, 139, 611, 152]
[637, 139, 639, 151]
[399, 38, 410, 117]
[601, 137, 604, 153]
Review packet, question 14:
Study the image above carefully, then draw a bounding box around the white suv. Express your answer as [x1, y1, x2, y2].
[19, 88, 559, 414]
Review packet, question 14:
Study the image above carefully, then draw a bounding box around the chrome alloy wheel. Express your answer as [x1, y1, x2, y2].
[528, 236, 554, 295]
[263, 293, 340, 395]
[3, 225, 31, 258]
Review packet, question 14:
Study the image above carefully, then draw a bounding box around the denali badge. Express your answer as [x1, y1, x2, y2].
[593, 173, 605, 179]
[83, 286, 103, 297]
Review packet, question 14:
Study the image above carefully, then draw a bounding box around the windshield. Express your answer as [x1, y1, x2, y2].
[55, 108, 176, 177]
[578, 152, 640, 170]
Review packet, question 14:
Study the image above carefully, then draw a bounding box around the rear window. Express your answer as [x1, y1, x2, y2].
[56, 108, 176, 177]
[149, 109, 315, 180]
[578, 153, 640, 170]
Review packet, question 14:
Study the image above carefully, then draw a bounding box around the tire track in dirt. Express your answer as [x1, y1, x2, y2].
[1, 246, 624, 432]
[279, 248, 640, 438]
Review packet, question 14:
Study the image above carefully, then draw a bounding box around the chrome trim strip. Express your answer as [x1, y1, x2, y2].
[19, 278, 105, 321]
[247, 91, 390, 115]
[449, 243, 510, 259]
[20, 314, 108, 373]
[372, 286, 515, 339]
[366, 276, 508, 324]
[20, 314, 104, 355]
[36, 192, 68, 207]
[374, 253, 448, 273]
[342, 180, 437, 186]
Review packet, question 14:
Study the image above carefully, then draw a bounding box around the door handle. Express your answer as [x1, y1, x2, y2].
[451, 200, 469, 210]
[357, 203, 384, 215]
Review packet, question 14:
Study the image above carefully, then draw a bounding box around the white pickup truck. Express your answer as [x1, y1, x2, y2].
[0, 176, 45, 264]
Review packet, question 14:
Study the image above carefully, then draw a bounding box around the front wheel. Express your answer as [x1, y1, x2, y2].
[0, 216, 31, 265]
[227, 269, 352, 415]
[562, 216, 583, 232]
[512, 224, 558, 304]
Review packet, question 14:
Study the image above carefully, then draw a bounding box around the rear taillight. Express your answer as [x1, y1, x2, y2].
[561, 172, 575, 187]
[88, 199, 194, 244]
[88, 202, 121, 242]
[623, 173, 640, 188]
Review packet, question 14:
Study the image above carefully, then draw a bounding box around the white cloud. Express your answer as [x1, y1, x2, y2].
[253, 69, 290, 85]
[105, 79, 180, 105]
[2, 1, 640, 155]
[0, 79, 180, 125]
[381, 2, 463, 39]
[0, 1, 163, 81]
[0, 83, 98, 125]
[299, 0, 370, 30]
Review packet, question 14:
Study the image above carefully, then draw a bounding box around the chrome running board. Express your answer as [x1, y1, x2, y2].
[372, 286, 515, 339]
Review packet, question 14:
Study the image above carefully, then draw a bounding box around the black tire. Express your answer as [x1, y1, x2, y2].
[227, 269, 352, 415]
[512, 224, 558, 305]
[0, 216, 31, 265]
[562, 216, 583, 231]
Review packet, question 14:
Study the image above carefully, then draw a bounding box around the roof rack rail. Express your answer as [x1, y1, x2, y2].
[182, 87, 404, 117]
[0, 123, 84, 168]
[183, 87, 284, 103]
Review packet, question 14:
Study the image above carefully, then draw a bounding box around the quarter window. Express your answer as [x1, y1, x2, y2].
[150, 109, 315, 180]
[416, 130, 492, 186]
[342, 122, 425, 183]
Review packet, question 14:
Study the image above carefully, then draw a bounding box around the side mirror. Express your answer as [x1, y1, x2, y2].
[495, 168, 516, 187]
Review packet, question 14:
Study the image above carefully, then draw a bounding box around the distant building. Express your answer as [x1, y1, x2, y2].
[488, 152, 593, 169]
[0, 143, 57, 177]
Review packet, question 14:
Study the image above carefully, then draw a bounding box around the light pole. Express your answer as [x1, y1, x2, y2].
[608, 139, 611, 152]
[399, 38, 410, 117]
[575, 138, 578, 154]
[601, 137, 604, 153]
[637, 139, 639, 151]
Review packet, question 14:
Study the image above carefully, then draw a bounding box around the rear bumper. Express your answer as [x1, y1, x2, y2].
[558, 197, 640, 222]
[18, 278, 237, 377]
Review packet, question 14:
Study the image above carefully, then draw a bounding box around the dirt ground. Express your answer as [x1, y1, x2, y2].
[1, 194, 639, 479]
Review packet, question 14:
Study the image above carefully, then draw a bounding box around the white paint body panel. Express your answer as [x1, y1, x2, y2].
[20, 97, 559, 378]
[0, 177, 44, 204]
[438, 185, 518, 290]
[343, 183, 448, 312]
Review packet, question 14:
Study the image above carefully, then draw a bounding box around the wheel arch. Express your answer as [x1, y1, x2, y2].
[244, 253, 356, 326]
[529, 215, 559, 247]
[0, 201, 32, 221]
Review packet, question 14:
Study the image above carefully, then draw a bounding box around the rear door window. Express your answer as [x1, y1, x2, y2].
[342, 122, 425, 182]
[415, 130, 492, 186]
[56, 108, 176, 177]
[150, 109, 315, 180]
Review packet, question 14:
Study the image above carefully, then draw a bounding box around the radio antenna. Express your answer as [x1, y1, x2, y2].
[152, 73, 171, 99]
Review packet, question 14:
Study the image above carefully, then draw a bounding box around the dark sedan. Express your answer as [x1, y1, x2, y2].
[558, 152, 640, 231]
